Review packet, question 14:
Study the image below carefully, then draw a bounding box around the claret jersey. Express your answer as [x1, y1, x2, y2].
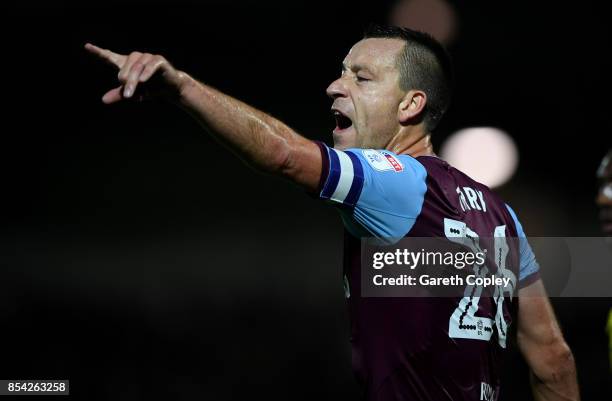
[315, 142, 540, 401]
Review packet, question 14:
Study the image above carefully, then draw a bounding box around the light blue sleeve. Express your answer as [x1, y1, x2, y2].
[317, 144, 427, 239]
[505, 204, 541, 284]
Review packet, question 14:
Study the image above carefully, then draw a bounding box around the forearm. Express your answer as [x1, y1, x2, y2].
[528, 343, 579, 401]
[518, 281, 580, 401]
[176, 72, 310, 176]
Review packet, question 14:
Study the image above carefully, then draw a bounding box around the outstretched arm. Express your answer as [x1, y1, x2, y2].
[84, 44, 322, 191]
[517, 280, 579, 401]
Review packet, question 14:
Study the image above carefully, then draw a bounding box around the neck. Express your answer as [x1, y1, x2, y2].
[385, 127, 435, 158]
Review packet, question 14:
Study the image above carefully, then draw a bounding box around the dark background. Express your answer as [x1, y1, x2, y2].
[2, 0, 611, 399]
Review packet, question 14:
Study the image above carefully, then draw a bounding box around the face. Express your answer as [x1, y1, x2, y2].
[326, 38, 407, 150]
[597, 150, 612, 237]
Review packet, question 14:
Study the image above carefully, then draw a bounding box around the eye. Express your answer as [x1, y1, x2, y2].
[356, 75, 370, 82]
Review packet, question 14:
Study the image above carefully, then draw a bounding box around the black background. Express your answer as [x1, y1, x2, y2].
[2, 1, 611, 399]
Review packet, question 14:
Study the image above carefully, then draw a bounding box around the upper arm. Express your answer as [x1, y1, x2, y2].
[506, 204, 541, 286]
[314, 143, 427, 239]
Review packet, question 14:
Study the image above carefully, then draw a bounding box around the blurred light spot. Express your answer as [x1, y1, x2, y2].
[440, 127, 519, 188]
[389, 0, 458, 45]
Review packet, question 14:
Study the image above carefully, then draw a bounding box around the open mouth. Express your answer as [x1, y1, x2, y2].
[333, 110, 353, 132]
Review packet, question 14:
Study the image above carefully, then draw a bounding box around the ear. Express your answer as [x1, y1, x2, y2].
[398, 90, 427, 124]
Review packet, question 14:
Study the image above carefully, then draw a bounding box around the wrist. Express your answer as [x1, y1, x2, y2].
[176, 71, 199, 102]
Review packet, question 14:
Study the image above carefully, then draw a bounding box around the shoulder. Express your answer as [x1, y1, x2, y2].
[344, 148, 426, 174]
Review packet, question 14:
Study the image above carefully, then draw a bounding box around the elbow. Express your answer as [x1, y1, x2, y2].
[535, 340, 577, 385]
[264, 135, 293, 176]
[245, 117, 318, 191]
[257, 119, 299, 178]
[242, 117, 293, 175]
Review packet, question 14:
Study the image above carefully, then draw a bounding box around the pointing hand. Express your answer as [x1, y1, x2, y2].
[85, 43, 186, 104]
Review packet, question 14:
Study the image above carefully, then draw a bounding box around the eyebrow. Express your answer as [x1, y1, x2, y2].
[342, 63, 375, 75]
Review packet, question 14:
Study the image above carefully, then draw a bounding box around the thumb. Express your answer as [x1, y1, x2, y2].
[102, 86, 124, 104]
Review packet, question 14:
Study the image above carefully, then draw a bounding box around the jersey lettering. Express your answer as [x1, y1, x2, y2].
[457, 186, 487, 212]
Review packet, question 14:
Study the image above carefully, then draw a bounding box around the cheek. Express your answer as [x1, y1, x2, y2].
[370, 91, 398, 115]
[357, 96, 389, 126]
[365, 99, 397, 135]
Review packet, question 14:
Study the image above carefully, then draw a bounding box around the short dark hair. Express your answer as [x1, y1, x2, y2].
[364, 24, 454, 131]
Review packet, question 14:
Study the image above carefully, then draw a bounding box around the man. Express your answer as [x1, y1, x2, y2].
[596, 150, 612, 370]
[86, 25, 579, 401]
[597, 150, 612, 238]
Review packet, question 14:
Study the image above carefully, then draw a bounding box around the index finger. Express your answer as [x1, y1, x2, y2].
[84, 43, 126, 68]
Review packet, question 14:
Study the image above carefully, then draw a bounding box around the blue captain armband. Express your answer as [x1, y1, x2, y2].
[319, 145, 364, 207]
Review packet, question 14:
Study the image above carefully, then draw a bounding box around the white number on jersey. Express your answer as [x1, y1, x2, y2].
[444, 218, 516, 348]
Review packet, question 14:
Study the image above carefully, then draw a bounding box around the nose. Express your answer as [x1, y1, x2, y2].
[326, 77, 347, 99]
